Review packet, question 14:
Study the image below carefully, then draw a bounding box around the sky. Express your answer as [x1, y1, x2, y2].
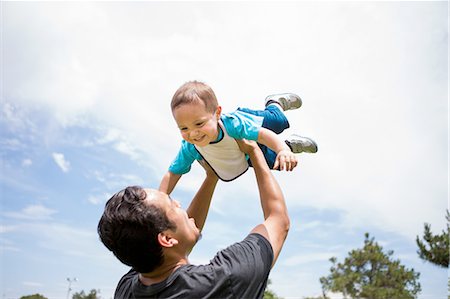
[0, 1, 448, 299]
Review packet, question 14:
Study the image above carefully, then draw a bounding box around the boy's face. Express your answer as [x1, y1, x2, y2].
[172, 101, 221, 147]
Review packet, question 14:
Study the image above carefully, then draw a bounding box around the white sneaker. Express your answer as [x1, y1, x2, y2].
[265, 93, 302, 111]
[286, 134, 318, 153]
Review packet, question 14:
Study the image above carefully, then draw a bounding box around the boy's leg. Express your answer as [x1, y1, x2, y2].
[238, 93, 301, 133]
[237, 105, 290, 134]
[239, 106, 288, 169]
[239, 93, 302, 170]
[247, 145, 277, 169]
[238, 105, 290, 170]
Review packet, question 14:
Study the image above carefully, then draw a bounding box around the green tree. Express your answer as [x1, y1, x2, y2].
[264, 279, 282, 299]
[416, 210, 449, 268]
[320, 233, 421, 299]
[19, 295, 48, 299]
[72, 289, 101, 299]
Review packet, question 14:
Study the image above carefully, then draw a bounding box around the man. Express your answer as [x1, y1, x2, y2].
[98, 139, 290, 298]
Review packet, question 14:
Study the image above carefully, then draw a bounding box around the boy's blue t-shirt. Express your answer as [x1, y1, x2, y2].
[169, 110, 263, 175]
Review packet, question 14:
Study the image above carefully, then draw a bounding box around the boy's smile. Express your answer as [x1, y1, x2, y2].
[172, 101, 222, 147]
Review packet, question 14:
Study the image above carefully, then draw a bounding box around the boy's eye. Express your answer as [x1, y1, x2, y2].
[179, 127, 187, 131]
[196, 122, 205, 127]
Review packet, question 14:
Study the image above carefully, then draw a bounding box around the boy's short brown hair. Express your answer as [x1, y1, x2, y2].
[171, 81, 218, 113]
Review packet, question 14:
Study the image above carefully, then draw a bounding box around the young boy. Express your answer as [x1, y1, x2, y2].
[159, 81, 317, 195]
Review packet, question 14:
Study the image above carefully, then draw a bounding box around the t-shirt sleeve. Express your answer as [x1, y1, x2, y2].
[221, 110, 264, 141]
[209, 233, 274, 298]
[168, 141, 202, 175]
[114, 269, 136, 299]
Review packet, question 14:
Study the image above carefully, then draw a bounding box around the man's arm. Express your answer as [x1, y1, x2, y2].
[159, 171, 182, 195]
[237, 139, 290, 267]
[257, 127, 298, 171]
[186, 161, 219, 232]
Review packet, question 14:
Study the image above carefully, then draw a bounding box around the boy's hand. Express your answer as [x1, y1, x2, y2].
[274, 149, 298, 171]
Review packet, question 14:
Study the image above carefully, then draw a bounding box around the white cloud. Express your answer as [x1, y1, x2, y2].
[88, 170, 145, 191]
[23, 281, 43, 287]
[0, 225, 18, 233]
[87, 194, 104, 205]
[22, 159, 32, 167]
[114, 141, 141, 162]
[1, 138, 24, 151]
[0, 236, 20, 253]
[96, 128, 122, 145]
[0, 244, 21, 252]
[26, 222, 105, 260]
[52, 152, 71, 173]
[282, 252, 337, 267]
[1, 220, 104, 258]
[326, 292, 345, 299]
[1, 102, 36, 133]
[295, 220, 323, 232]
[87, 192, 112, 205]
[4, 204, 57, 220]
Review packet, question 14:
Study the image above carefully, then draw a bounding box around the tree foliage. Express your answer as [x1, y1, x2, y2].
[264, 279, 282, 299]
[72, 289, 101, 299]
[416, 210, 449, 268]
[320, 233, 421, 299]
[19, 295, 48, 299]
[264, 289, 281, 299]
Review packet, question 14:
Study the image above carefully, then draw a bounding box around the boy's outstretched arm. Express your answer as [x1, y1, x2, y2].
[257, 127, 298, 171]
[159, 171, 182, 195]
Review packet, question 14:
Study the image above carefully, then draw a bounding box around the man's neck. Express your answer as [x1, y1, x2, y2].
[139, 259, 188, 286]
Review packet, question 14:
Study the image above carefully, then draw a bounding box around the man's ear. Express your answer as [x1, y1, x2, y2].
[157, 232, 179, 248]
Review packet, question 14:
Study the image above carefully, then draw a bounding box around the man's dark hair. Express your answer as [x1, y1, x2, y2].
[97, 186, 176, 273]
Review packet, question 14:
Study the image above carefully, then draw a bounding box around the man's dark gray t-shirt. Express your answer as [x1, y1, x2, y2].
[114, 233, 274, 299]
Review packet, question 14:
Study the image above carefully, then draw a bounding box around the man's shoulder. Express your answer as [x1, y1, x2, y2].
[179, 235, 273, 296]
[115, 269, 137, 299]
[208, 234, 274, 297]
[210, 233, 273, 277]
[136, 264, 231, 298]
[215, 233, 273, 260]
[114, 236, 273, 298]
